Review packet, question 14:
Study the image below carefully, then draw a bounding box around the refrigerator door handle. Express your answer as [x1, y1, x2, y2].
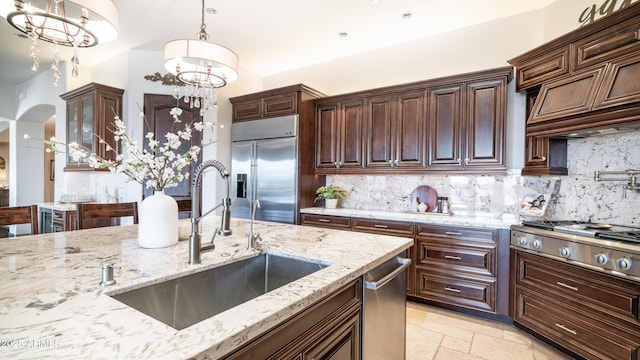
[364, 258, 411, 290]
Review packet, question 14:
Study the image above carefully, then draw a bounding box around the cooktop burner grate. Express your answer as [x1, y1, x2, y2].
[520, 220, 588, 230]
[597, 231, 640, 244]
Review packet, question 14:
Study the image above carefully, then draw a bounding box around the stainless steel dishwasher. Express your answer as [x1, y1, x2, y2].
[362, 254, 412, 360]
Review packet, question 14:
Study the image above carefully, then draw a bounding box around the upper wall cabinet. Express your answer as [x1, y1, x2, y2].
[508, 2, 640, 138]
[314, 66, 512, 175]
[230, 84, 325, 122]
[427, 76, 508, 173]
[60, 83, 124, 171]
[315, 99, 365, 171]
[365, 90, 426, 171]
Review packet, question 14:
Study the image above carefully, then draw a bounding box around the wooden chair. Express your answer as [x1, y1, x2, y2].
[76, 202, 139, 230]
[0, 205, 39, 235]
[176, 198, 192, 219]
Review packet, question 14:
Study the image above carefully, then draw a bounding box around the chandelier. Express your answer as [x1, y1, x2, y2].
[163, 0, 239, 115]
[2, 0, 119, 86]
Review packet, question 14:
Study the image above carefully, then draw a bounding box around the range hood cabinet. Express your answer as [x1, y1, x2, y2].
[527, 54, 640, 138]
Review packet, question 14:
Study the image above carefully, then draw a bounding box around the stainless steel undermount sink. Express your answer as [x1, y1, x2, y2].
[111, 253, 329, 330]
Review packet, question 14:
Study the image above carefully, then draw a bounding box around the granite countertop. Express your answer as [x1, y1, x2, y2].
[37, 202, 79, 211]
[300, 207, 519, 229]
[0, 216, 411, 359]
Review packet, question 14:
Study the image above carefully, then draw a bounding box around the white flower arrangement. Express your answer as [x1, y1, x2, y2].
[34, 96, 216, 191]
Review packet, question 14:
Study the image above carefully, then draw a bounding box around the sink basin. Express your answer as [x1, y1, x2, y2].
[111, 253, 329, 330]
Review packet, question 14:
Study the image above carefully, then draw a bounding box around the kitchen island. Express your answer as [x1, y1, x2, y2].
[0, 216, 412, 359]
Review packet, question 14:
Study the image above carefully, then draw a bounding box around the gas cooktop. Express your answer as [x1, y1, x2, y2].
[521, 220, 640, 244]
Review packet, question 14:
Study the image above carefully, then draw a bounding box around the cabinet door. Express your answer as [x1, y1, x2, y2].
[316, 103, 340, 169]
[394, 90, 425, 169]
[338, 100, 364, 169]
[302, 312, 360, 360]
[263, 92, 298, 118]
[572, 15, 640, 72]
[464, 79, 506, 168]
[592, 53, 640, 110]
[66, 99, 79, 164]
[233, 98, 262, 121]
[365, 95, 394, 169]
[427, 85, 463, 168]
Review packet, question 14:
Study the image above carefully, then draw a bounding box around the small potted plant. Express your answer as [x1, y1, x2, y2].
[314, 184, 347, 209]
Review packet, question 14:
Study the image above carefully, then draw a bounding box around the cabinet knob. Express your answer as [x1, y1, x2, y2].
[464, 158, 469, 165]
[388, 160, 394, 168]
[456, 158, 461, 165]
[541, 156, 547, 161]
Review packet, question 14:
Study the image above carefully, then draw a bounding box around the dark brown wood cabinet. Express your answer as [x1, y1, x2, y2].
[222, 280, 361, 360]
[415, 224, 502, 314]
[427, 77, 508, 173]
[232, 90, 302, 121]
[511, 250, 640, 360]
[60, 83, 124, 171]
[315, 99, 365, 171]
[314, 67, 511, 175]
[230, 84, 326, 224]
[301, 213, 510, 320]
[365, 91, 426, 171]
[509, 2, 640, 138]
[522, 92, 568, 176]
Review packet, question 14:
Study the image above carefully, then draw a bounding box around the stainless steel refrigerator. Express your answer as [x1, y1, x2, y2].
[231, 115, 298, 224]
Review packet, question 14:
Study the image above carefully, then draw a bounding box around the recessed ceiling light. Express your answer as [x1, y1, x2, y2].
[370, 0, 380, 4]
[206, 8, 216, 14]
[402, 12, 413, 19]
[339, 32, 348, 37]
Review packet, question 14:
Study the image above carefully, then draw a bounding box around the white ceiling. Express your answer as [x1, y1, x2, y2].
[0, 0, 555, 87]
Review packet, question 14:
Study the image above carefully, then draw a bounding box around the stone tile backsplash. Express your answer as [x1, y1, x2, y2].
[328, 130, 640, 226]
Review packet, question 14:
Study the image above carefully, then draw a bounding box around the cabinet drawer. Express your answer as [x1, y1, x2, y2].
[300, 214, 351, 230]
[514, 251, 640, 323]
[417, 239, 496, 277]
[351, 218, 414, 237]
[416, 224, 496, 244]
[515, 287, 640, 360]
[572, 16, 640, 72]
[263, 92, 298, 118]
[417, 270, 495, 312]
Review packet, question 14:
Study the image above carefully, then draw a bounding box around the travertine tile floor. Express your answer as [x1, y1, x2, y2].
[406, 302, 572, 360]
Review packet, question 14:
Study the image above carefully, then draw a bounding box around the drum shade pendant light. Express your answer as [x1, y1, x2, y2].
[2, 0, 119, 86]
[164, 0, 239, 115]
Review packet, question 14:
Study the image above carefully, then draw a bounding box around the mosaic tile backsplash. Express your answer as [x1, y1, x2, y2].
[328, 130, 640, 226]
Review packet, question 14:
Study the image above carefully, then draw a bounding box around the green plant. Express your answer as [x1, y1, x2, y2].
[314, 184, 347, 202]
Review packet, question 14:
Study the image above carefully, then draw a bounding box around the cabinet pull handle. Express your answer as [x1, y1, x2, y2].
[444, 287, 461, 293]
[318, 219, 331, 223]
[556, 281, 578, 291]
[445, 231, 463, 236]
[444, 255, 462, 260]
[374, 224, 388, 229]
[555, 323, 577, 335]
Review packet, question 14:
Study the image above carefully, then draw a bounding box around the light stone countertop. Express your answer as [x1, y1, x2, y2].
[0, 216, 412, 359]
[300, 207, 520, 229]
[36, 202, 79, 211]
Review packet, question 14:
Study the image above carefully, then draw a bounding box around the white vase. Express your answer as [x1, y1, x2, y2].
[325, 198, 339, 209]
[138, 190, 179, 248]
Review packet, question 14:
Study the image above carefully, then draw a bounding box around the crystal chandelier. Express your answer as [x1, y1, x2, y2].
[2, 0, 119, 86]
[163, 0, 239, 115]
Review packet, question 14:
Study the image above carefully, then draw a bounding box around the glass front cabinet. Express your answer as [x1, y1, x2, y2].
[60, 83, 124, 171]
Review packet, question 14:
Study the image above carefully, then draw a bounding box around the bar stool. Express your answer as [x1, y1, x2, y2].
[76, 202, 139, 230]
[0, 205, 39, 235]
